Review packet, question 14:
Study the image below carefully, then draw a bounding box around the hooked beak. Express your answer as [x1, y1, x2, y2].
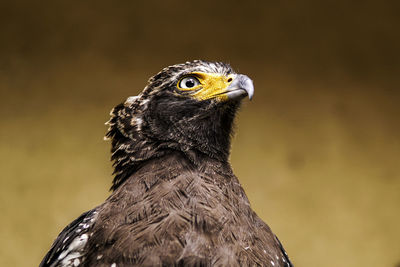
[225, 74, 254, 101]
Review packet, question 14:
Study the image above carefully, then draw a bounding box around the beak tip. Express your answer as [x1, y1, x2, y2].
[243, 77, 254, 101]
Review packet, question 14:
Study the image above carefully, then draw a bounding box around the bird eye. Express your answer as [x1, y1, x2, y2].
[179, 76, 200, 89]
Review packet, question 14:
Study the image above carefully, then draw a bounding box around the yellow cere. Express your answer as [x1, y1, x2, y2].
[178, 72, 235, 101]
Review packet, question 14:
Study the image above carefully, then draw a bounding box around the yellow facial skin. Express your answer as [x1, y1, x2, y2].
[177, 72, 235, 101]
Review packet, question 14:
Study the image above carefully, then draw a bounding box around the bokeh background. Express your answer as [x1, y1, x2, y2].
[1, 0, 399, 266]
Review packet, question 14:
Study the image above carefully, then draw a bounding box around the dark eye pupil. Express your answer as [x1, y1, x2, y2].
[185, 79, 195, 88]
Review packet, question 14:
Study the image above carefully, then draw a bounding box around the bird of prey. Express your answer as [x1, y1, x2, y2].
[40, 60, 293, 267]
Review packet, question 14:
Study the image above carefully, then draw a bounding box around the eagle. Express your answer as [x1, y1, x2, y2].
[40, 60, 293, 267]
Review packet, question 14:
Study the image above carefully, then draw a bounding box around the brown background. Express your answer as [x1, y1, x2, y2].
[1, 1, 399, 266]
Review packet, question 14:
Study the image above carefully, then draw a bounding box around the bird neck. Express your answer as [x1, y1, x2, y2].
[142, 98, 241, 162]
[105, 101, 240, 191]
[109, 148, 234, 191]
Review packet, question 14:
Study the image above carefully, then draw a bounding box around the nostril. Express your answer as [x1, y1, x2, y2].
[227, 78, 233, 82]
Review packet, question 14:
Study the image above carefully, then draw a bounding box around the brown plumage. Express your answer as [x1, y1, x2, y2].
[40, 60, 292, 267]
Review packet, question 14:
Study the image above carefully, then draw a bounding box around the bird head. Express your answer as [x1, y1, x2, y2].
[106, 60, 254, 190]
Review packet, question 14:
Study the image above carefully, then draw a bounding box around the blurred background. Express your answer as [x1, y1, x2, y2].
[1, 0, 399, 266]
